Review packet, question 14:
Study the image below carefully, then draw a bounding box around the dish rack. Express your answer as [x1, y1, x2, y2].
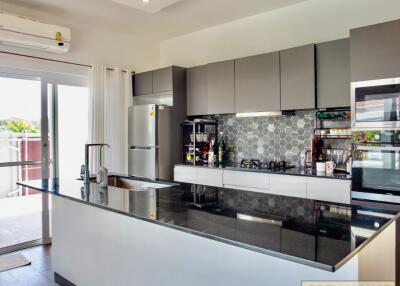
[314, 109, 352, 140]
[181, 118, 218, 166]
[313, 109, 352, 173]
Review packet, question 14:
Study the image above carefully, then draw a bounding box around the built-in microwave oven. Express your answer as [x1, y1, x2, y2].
[351, 77, 400, 130]
[352, 130, 400, 204]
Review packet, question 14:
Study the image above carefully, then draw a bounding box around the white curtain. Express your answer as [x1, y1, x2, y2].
[88, 65, 106, 174]
[89, 65, 132, 174]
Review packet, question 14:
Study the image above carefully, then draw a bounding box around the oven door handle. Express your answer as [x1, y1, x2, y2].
[357, 146, 400, 152]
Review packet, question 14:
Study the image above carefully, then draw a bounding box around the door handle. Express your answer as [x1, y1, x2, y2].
[357, 146, 400, 152]
[130, 146, 158, 150]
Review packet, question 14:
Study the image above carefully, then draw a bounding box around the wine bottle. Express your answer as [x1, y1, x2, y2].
[217, 132, 225, 164]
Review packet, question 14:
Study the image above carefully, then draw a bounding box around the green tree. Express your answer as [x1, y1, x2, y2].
[5, 120, 39, 133]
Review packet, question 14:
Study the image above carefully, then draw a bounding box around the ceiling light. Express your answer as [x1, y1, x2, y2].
[236, 111, 283, 118]
[142, 0, 150, 3]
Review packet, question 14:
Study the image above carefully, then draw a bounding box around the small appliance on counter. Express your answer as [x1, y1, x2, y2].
[97, 144, 111, 187]
[128, 104, 173, 180]
[352, 130, 400, 204]
[181, 118, 218, 166]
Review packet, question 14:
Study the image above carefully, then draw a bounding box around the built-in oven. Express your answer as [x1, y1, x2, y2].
[351, 77, 400, 130]
[352, 130, 400, 204]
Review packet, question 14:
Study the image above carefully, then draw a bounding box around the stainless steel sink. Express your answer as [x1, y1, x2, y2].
[91, 175, 172, 191]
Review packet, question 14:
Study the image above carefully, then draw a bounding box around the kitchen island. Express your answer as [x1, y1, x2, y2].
[18, 176, 398, 286]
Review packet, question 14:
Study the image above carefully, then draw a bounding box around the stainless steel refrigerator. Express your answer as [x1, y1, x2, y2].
[128, 104, 172, 180]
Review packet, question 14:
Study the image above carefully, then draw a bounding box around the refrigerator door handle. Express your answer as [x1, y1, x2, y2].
[130, 146, 158, 150]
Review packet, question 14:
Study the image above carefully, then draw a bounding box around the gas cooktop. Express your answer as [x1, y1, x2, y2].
[240, 159, 295, 171]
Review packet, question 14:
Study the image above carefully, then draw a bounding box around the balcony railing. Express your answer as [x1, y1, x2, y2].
[0, 131, 42, 198]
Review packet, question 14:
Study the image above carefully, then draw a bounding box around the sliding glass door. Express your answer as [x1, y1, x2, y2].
[0, 73, 46, 253]
[49, 84, 89, 179]
[0, 67, 88, 254]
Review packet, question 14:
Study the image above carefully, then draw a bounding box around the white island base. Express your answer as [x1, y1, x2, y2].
[52, 196, 396, 286]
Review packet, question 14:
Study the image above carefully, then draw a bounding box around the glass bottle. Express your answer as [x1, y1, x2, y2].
[217, 132, 225, 164]
[208, 140, 215, 165]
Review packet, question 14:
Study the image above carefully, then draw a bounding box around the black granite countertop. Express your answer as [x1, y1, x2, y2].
[175, 164, 352, 180]
[18, 176, 397, 272]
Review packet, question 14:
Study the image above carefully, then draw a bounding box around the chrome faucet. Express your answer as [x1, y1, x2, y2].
[84, 143, 110, 184]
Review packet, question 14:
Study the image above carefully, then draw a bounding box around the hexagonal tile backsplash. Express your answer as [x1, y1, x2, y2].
[217, 111, 351, 166]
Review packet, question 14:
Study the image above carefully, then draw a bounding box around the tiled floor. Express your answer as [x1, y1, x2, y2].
[0, 245, 58, 286]
[0, 194, 42, 249]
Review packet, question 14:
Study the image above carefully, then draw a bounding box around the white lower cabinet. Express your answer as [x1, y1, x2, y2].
[196, 168, 223, 187]
[174, 165, 351, 204]
[173, 166, 223, 187]
[307, 178, 351, 204]
[223, 170, 269, 192]
[269, 174, 307, 198]
[174, 166, 197, 184]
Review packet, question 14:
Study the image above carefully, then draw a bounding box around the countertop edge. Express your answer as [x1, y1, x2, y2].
[333, 211, 400, 271]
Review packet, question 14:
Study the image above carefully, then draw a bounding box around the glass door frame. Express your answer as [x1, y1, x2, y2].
[0, 71, 50, 254]
[48, 83, 59, 179]
[48, 82, 90, 180]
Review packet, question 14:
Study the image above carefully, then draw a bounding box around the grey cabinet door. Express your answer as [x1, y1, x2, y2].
[187, 65, 208, 116]
[133, 71, 153, 96]
[350, 19, 400, 81]
[280, 44, 316, 110]
[207, 60, 235, 115]
[317, 38, 350, 108]
[153, 67, 173, 93]
[235, 52, 280, 112]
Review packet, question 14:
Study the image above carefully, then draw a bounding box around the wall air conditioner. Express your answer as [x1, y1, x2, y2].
[0, 12, 71, 54]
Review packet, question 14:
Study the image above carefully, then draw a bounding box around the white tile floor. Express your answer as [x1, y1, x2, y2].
[0, 194, 42, 249]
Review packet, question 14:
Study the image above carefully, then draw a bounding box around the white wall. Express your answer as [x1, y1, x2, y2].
[0, 1, 160, 73]
[160, 0, 400, 67]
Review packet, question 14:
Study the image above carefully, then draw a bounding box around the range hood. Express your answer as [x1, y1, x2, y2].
[236, 111, 296, 118]
[236, 111, 282, 118]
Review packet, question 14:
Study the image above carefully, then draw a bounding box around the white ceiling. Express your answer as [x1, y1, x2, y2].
[0, 0, 307, 41]
[111, 0, 184, 13]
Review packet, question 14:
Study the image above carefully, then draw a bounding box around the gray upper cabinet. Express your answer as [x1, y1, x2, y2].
[235, 52, 280, 112]
[317, 38, 350, 108]
[350, 19, 400, 82]
[207, 60, 235, 115]
[153, 67, 173, 94]
[187, 65, 208, 116]
[280, 44, 316, 110]
[133, 71, 153, 96]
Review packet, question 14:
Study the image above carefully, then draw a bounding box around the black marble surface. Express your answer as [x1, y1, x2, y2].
[18, 176, 397, 272]
[176, 163, 352, 180]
